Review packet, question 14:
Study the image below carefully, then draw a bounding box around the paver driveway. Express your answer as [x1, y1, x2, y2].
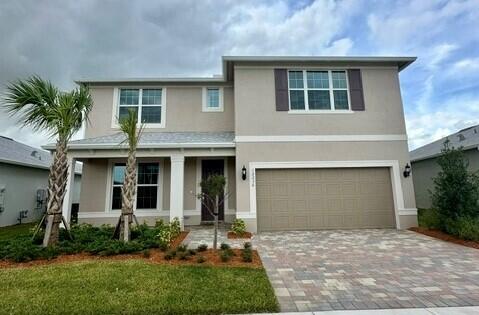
[255, 229, 479, 312]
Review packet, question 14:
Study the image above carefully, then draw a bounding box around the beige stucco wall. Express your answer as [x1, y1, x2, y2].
[85, 85, 234, 138]
[412, 148, 479, 209]
[79, 159, 109, 212]
[234, 66, 407, 136]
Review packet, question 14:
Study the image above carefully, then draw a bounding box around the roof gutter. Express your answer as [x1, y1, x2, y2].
[43, 142, 236, 151]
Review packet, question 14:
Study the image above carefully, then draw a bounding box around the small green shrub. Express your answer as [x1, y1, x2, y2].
[176, 244, 188, 252]
[231, 219, 247, 235]
[170, 217, 181, 240]
[444, 217, 479, 241]
[418, 208, 441, 229]
[243, 242, 252, 249]
[196, 255, 206, 263]
[242, 248, 253, 263]
[197, 243, 208, 252]
[142, 249, 151, 258]
[177, 251, 190, 260]
[219, 251, 231, 262]
[164, 252, 174, 260]
[188, 249, 197, 256]
[220, 243, 230, 250]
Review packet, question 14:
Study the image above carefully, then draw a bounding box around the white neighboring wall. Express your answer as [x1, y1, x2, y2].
[0, 163, 82, 227]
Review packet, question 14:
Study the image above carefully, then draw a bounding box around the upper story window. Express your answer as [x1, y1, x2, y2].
[117, 88, 165, 127]
[202, 87, 224, 112]
[288, 70, 350, 112]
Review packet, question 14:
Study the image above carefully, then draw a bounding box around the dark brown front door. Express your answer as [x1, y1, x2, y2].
[201, 159, 224, 222]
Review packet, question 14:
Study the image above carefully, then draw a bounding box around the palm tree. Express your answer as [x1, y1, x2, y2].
[3, 76, 92, 246]
[113, 109, 143, 241]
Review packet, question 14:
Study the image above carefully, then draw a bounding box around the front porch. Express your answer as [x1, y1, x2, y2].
[54, 132, 237, 228]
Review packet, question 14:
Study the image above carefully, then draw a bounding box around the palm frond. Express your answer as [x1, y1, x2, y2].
[119, 109, 143, 150]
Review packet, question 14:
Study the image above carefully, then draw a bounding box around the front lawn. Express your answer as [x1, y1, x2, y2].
[0, 260, 278, 315]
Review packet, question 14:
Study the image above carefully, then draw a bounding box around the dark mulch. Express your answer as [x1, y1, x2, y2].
[409, 227, 479, 250]
[227, 231, 253, 239]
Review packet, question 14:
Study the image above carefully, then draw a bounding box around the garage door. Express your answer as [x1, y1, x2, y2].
[256, 167, 395, 232]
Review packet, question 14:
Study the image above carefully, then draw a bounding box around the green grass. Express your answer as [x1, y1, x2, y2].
[0, 222, 37, 241]
[0, 260, 279, 315]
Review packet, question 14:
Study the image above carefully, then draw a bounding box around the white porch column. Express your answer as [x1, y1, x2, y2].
[169, 155, 185, 229]
[62, 156, 76, 225]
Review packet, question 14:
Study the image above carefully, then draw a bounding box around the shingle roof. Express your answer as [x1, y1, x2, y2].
[410, 125, 479, 162]
[0, 136, 82, 173]
[43, 132, 235, 150]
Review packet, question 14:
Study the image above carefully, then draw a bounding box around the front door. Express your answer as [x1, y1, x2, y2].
[201, 159, 225, 222]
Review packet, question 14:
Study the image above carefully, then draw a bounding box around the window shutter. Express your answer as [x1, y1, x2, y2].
[348, 69, 365, 111]
[274, 69, 289, 111]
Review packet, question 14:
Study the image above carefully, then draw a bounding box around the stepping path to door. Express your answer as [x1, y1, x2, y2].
[254, 229, 479, 312]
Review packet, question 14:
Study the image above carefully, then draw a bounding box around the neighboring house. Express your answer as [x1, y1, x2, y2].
[0, 136, 82, 227]
[410, 125, 479, 209]
[44, 56, 418, 233]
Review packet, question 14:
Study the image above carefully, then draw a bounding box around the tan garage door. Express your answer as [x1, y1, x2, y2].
[256, 167, 396, 232]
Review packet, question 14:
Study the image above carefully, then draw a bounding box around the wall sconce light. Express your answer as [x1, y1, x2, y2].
[403, 163, 411, 178]
[241, 165, 247, 180]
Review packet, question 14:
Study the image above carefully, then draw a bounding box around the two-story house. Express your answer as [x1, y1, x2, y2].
[46, 56, 418, 232]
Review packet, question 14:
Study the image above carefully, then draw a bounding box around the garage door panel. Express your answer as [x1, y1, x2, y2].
[256, 167, 396, 232]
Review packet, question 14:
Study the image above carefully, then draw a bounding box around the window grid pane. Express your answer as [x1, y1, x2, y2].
[290, 90, 305, 110]
[307, 71, 329, 89]
[119, 89, 139, 105]
[333, 90, 349, 109]
[136, 186, 157, 209]
[119, 107, 138, 122]
[138, 163, 159, 185]
[141, 106, 161, 123]
[113, 163, 126, 185]
[332, 71, 347, 89]
[207, 88, 220, 108]
[308, 90, 331, 109]
[288, 71, 304, 89]
[142, 89, 162, 105]
[112, 187, 122, 210]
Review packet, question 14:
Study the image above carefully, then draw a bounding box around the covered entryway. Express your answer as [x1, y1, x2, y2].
[256, 167, 395, 232]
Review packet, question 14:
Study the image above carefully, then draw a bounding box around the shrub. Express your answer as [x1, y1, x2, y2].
[142, 249, 151, 258]
[170, 217, 181, 240]
[231, 219, 247, 235]
[431, 141, 479, 227]
[196, 255, 206, 264]
[164, 252, 174, 260]
[197, 244, 208, 252]
[220, 243, 230, 250]
[444, 217, 479, 241]
[177, 251, 190, 260]
[243, 242, 252, 249]
[188, 249, 197, 256]
[242, 248, 253, 263]
[176, 244, 188, 252]
[219, 251, 231, 262]
[418, 208, 441, 229]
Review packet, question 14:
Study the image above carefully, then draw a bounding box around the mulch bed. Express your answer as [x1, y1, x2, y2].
[0, 231, 262, 269]
[227, 231, 253, 239]
[409, 227, 479, 250]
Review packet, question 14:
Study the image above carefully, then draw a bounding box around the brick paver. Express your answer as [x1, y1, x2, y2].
[255, 229, 479, 312]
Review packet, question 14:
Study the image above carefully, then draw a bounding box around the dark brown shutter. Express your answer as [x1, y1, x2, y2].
[274, 69, 289, 111]
[348, 69, 365, 111]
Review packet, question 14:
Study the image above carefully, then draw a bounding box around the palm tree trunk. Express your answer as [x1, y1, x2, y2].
[43, 139, 68, 246]
[213, 195, 219, 250]
[119, 149, 136, 241]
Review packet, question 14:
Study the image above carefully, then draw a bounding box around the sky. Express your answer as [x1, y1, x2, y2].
[0, 0, 478, 150]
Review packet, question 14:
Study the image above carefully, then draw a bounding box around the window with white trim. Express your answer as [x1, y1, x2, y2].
[202, 87, 223, 112]
[118, 88, 164, 125]
[111, 162, 160, 210]
[288, 70, 350, 111]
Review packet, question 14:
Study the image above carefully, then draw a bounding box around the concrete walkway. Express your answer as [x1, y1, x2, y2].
[248, 305, 479, 314]
[255, 229, 479, 312]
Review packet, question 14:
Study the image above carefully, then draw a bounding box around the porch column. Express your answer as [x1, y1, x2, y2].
[62, 155, 76, 225]
[170, 155, 185, 229]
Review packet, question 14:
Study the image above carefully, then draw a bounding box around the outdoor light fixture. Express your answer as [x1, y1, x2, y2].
[241, 165, 247, 180]
[403, 163, 411, 178]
